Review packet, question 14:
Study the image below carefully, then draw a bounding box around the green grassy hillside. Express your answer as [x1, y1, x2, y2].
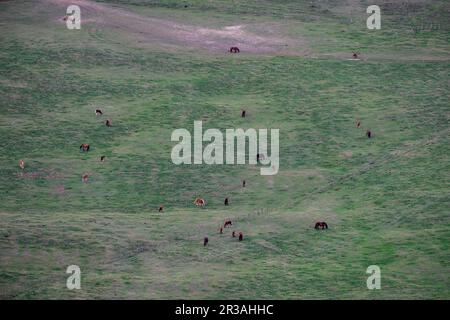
[0, 0, 449, 299]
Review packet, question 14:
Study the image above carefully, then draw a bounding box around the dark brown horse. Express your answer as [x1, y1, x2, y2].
[256, 153, 266, 162]
[229, 46, 240, 53]
[315, 222, 328, 229]
[203, 237, 209, 246]
[224, 219, 232, 228]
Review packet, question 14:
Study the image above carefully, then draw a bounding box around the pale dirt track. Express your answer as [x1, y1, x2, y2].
[45, 0, 310, 55]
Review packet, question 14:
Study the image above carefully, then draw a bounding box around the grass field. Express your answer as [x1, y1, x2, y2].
[0, 0, 449, 299]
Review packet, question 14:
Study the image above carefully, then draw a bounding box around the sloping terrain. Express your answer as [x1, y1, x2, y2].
[45, 0, 309, 54]
[0, 0, 449, 299]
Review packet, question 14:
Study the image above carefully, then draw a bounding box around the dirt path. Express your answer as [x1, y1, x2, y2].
[45, 0, 309, 55]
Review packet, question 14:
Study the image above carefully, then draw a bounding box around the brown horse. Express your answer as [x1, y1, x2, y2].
[81, 174, 89, 183]
[19, 160, 25, 170]
[314, 222, 328, 229]
[95, 109, 103, 115]
[106, 119, 112, 127]
[229, 46, 240, 53]
[203, 237, 209, 246]
[158, 205, 164, 212]
[224, 219, 232, 228]
[366, 130, 372, 139]
[224, 197, 229, 206]
[194, 198, 206, 206]
[238, 232, 243, 241]
[80, 144, 90, 152]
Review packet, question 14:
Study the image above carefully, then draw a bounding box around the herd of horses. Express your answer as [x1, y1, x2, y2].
[204, 219, 243, 246]
[16, 49, 373, 247]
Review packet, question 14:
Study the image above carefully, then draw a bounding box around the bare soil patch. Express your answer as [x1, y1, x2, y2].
[44, 0, 309, 55]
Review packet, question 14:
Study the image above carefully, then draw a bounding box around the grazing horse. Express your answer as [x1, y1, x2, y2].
[100, 156, 106, 162]
[80, 144, 90, 152]
[203, 237, 209, 246]
[224, 197, 229, 206]
[158, 205, 164, 212]
[194, 198, 206, 206]
[229, 46, 240, 53]
[19, 160, 25, 170]
[219, 227, 223, 234]
[356, 120, 361, 128]
[241, 110, 246, 118]
[366, 130, 372, 139]
[256, 153, 265, 162]
[315, 221, 328, 229]
[352, 53, 359, 59]
[242, 180, 246, 187]
[81, 174, 89, 183]
[232, 231, 236, 238]
[95, 109, 103, 115]
[238, 232, 243, 241]
[106, 119, 112, 127]
[224, 219, 232, 228]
